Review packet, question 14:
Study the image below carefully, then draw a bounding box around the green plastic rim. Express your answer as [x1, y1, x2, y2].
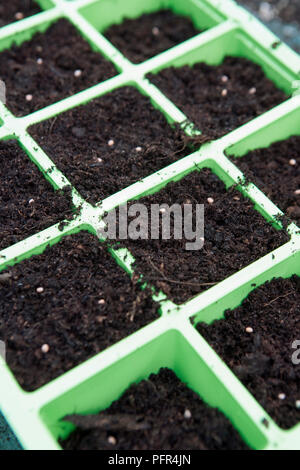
[0, 0, 299, 451]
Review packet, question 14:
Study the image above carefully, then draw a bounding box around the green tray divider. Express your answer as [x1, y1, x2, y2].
[0, 0, 299, 450]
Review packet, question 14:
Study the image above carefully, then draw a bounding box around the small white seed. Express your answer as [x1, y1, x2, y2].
[74, 69, 82, 77]
[221, 89, 228, 97]
[37, 58, 43, 65]
[278, 393, 286, 400]
[25, 94, 33, 102]
[15, 12, 24, 20]
[221, 75, 229, 83]
[107, 436, 117, 445]
[295, 189, 300, 195]
[152, 26, 160, 36]
[249, 87, 257, 95]
[295, 400, 300, 409]
[98, 298, 106, 305]
[289, 159, 297, 166]
[135, 146, 142, 152]
[245, 327, 253, 334]
[28, 198, 35, 204]
[184, 409, 192, 419]
[36, 287, 44, 293]
[207, 197, 214, 204]
[41, 344, 50, 354]
[108, 139, 115, 147]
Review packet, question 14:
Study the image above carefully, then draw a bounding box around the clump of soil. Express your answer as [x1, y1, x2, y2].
[0, 232, 159, 391]
[0, 140, 74, 252]
[196, 276, 300, 430]
[61, 368, 249, 450]
[116, 168, 289, 304]
[148, 57, 288, 140]
[0, 0, 41, 28]
[104, 10, 202, 64]
[29, 86, 192, 205]
[0, 18, 117, 116]
[229, 136, 300, 223]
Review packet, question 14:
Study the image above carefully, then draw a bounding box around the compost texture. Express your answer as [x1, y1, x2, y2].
[29, 86, 191, 205]
[0, 140, 73, 251]
[61, 368, 250, 450]
[0, 18, 117, 116]
[196, 276, 300, 430]
[0, 232, 159, 391]
[148, 57, 288, 140]
[115, 168, 289, 304]
[230, 136, 300, 223]
[0, 0, 41, 27]
[104, 10, 202, 63]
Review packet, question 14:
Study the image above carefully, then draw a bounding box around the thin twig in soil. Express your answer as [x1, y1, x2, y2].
[146, 257, 217, 287]
[147, 257, 166, 278]
[263, 291, 294, 308]
[147, 277, 217, 288]
[49, 116, 58, 135]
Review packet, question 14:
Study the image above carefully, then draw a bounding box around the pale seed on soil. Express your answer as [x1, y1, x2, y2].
[278, 393, 286, 400]
[107, 436, 117, 445]
[15, 12, 24, 20]
[41, 344, 50, 354]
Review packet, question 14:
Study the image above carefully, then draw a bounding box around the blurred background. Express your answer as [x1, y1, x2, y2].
[238, 0, 300, 53]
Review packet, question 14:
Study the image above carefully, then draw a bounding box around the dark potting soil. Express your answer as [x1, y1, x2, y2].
[104, 10, 202, 64]
[0, 232, 159, 392]
[148, 57, 288, 140]
[238, 0, 300, 26]
[0, 412, 22, 451]
[196, 276, 300, 430]
[0, 18, 117, 117]
[229, 136, 300, 223]
[0, 140, 74, 252]
[116, 169, 289, 305]
[0, 0, 41, 28]
[29, 86, 192, 205]
[61, 368, 249, 450]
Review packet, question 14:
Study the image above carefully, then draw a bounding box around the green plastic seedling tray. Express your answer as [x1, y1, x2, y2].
[0, 0, 300, 451]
